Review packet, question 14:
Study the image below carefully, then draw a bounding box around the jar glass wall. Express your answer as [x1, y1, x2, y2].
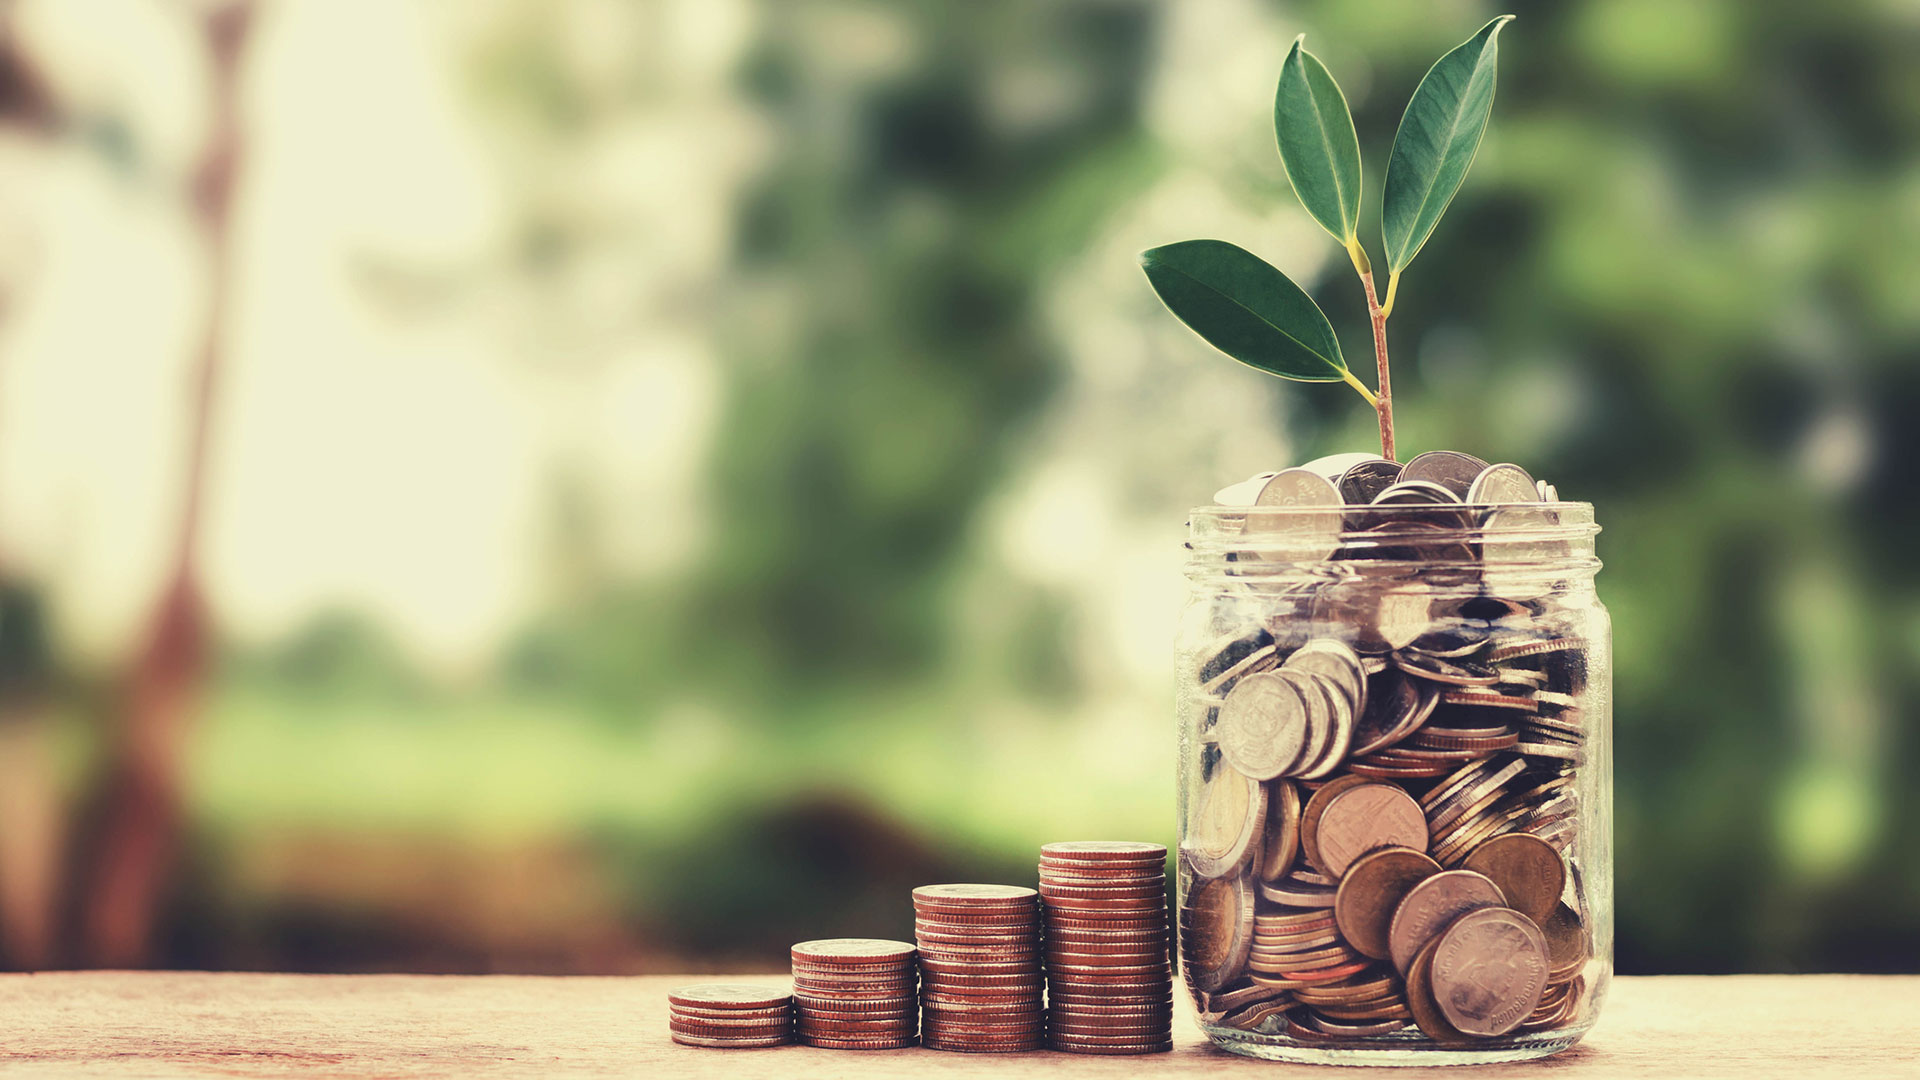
[1175, 503, 1611, 1065]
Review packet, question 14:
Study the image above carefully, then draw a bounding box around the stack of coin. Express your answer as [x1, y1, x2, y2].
[666, 983, 794, 1049]
[911, 884, 1045, 1053]
[789, 939, 919, 1050]
[1183, 451, 1601, 1046]
[1040, 841, 1174, 1055]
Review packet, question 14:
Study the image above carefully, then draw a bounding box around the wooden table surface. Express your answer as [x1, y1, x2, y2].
[0, 973, 1912, 1078]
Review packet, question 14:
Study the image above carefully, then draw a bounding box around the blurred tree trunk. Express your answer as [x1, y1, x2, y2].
[76, 0, 252, 968]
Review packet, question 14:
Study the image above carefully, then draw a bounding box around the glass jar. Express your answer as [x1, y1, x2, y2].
[1175, 501, 1610, 1065]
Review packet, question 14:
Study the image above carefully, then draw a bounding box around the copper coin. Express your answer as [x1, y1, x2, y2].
[1045, 912, 1168, 928]
[1314, 783, 1429, 876]
[1048, 1020, 1172, 1037]
[1404, 937, 1471, 1044]
[1460, 833, 1565, 924]
[1052, 1030, 1167, 1045]
[917, 957, 1034, 975]
[675, 999, 794, 1014]
[1334, 846, 1442, 960]
[920, 992, 1042, 1008]
[1040, 896, 1168, 914]
[1298, 774, 1372, 872]
[1038, 873, 1165, 891]
[1542, 901, 1589, 979]
[1255, 779, 1302, 886]
[670, 1018, 792, 1036]
[670, 1032, 793, 1048]
[1428, 906, 1548, 1036]
[915, 929, 1038, 944]
[667, 983, 793, 1011]
[915, 915, 1039, 931]
[922, 1031, 1045, 1045]
[1040, 882, 1166, 901]
[797, 1035, 917, 1050]
[794, 999, 913, 1014]
[1305, 1012, 1407, 1037]
[789, 973, 916, 990]
[791, 989, 916, 1006]
[794, 1017, 916, 1034]
[1387, 869, 1506, 974]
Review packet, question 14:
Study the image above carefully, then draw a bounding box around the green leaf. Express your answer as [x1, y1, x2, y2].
[1140, 239, 1348, 383]
[1381, 15, 1514, 274]
[1273, 36, 1362, 244]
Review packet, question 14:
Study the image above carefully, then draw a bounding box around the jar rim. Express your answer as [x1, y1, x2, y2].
[1184, 501, 1600, 579]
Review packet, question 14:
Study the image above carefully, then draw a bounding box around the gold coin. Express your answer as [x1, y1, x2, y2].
[1256, 779, 1301, 883]
[1460, 833, 1565, 924]
[1334, 847, 1441, 960]
[1405, 937, 1472, 1045]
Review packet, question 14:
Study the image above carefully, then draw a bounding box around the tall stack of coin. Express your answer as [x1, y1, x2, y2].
[666, 983, 794, 1049]
[911, 884, 1045, 1053]
[1179, 451, 1600, 1050]
[1039, 841, 1174, 1055]
[789, 939, 919, 1050]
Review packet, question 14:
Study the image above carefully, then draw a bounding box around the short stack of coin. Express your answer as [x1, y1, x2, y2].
[911, 884, 1045, 1053]
[789, 939, 919, 1050]
[667, 983, 794, 1049]
[1040, 841, 1174, 1055]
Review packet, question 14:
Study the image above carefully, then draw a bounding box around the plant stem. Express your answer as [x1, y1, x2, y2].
[1357, 267, 1395, 461]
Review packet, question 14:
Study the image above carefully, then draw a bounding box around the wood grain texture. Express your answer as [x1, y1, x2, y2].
[0, 973, 1912, 1078]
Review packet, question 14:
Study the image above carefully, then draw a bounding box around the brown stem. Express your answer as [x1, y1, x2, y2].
[1357, 268, 1394, 462]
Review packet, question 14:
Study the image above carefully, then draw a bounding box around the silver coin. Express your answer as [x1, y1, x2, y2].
[1537, 480, 1560, 502]
[1183, 758, 1266, 880]
[1299, 452, 1385, 484]
[1214, 471, 1280, 506]
[1201, 643, 1280, 698]
[1370, 479, 1462, 506]
[1399, 450, 1490, 498]
[1215, 671, 1310, 781]
[1243, 468, 1343, 560]
[1282, 640, 1368, 719]
[1254, 468, 1344, 509]
[1291, 672, 1353, 780]
[1466, 463, 1540, 504]
[1336, 458, 1404, 504]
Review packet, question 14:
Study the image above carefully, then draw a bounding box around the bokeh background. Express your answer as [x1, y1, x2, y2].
[0, 0, 1914, 978]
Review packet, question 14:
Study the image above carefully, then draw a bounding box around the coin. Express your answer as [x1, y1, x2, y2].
[1215, 671, 1311, 780]
[1466, 463, 1540, 504]
[1387, 869, 1507, 975]
[671, 1031, 794, 1049]
[1399, 451, 1490, 498]
[1041, 841, 1168, 864]
[1179, 872, 1253, 991]
[1428, 906, 1548, 1036]
[1255, 779, 1301, 883]
[1286, 639, 1369, 714]
[791, 939, 917, 964]
[1460, 833, 1565, 924]
[1313, 783, 1429, 876]
[1334, 847, 1442, 960]
[912, 884, 1036, 908]
[1541, 901, 1589, 981]
[1370, 479, 1464, 507]
[1183, 756, 1263, 880]
[668, 984, 793, 1011]
[1298, 773, 1369, 871]
[1245, 469, 1344, 560]
[1338, 458, 1405, 504]
[1405, 937, 1471, 1044]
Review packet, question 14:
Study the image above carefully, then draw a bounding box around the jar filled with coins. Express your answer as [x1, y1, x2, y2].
[1175, 455, 1611, 1065]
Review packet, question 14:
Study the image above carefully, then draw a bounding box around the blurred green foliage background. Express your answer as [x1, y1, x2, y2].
[0, 0, 1914, 976]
